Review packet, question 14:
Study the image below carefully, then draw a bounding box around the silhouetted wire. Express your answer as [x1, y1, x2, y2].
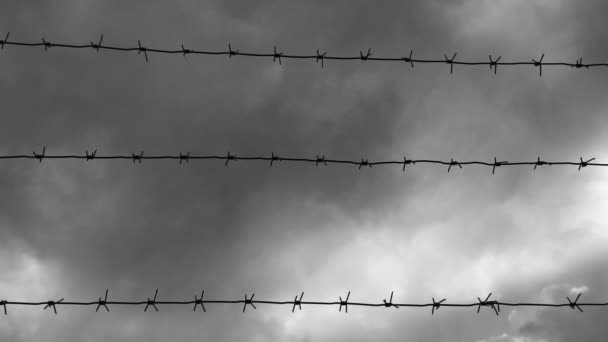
[0, 33, 602, 75]
[1, 34, 603, 322]
[0, 291, 601, 315]
[5, 148, 605, 173]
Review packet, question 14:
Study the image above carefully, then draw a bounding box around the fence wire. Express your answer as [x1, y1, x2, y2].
[0, 33, 604, 75]
[0, 291, 603, 315]
[3, 148, 605, 173]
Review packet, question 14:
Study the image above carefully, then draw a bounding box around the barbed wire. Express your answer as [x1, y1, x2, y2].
[0, 291, 603, 315]
[3, 148, 605, 173]
[0, 33, 604, 75]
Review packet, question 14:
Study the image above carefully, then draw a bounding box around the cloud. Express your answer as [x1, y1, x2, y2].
[0, 0, 607, 341]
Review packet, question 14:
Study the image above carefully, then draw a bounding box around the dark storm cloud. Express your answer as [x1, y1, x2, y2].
[0, 0, 456, 280]
[0, 1, 607, 341]
[511, 249, 608, 342]
[0, 2, 461, 340]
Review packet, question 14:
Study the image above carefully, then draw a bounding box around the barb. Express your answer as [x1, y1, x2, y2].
[228, 43, 238, 58]
[179, 152, 190, 164]
[431, 297, 446, 315]
[489, 55, 501, 75]
[360, 48, 371, 61]
[33, 146, 46, 163]
[0, 291, 604, 315]
[492, 157, 508, 175]
[193, 290, 206, 312]
[444, 52, 457, 74]
[181, 44, 192, 57]
[43, 298, 64, 314]
[270, 152, 280, 167]
[90, 34, 103, 53]
[532, 53, 544, 77]
[383, 291, 399, 309]
[41, 37, 52, 51]
[316, 49, 326, 68]
[273, 45, 283, 65]
[448, 158, 462, 173]
[132, 151, 144, 164]
[144, 289, 159, 312]
[1, 32, 9, 49]
[3, 150, 607, 172]
[358, 158, 372, 170]
[225, 152, 236, 167]
[402, 156, 414, 172]
[316, 155, 327, 166]
[534, 156, 548, 170]
[578, 157, 595, 171]
[567, 293, 583, 312]
[573, 58, 589, 69]
[292, 292, 304, 312]
[243, 293, 256, 312]
[402, 50, 414, 68]
[477, 293, 500, 315]
[339, 291, 350, 313]
[2, 36, 607, 73]
[96, 289, 109, 312]
[137, 40, 149, 62]
[85, 149, 97, 161]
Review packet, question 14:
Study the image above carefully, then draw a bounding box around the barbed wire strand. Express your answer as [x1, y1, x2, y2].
[0, 291, 603, 315]
[4, 148, 605, 173]
[0, 33, 603, 75]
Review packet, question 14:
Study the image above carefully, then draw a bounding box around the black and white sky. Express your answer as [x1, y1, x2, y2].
[1, 1, 608, 341]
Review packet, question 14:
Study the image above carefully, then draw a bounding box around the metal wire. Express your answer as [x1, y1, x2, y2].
[5, 148, 605, 173]
[0, 32, 603, 75]
[0, 291, 601, 315]
[1, 32, 603, 325]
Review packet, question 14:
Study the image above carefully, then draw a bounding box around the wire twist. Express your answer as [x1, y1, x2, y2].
[568, 293, 584, 312]
[33, 146, 46, 163]
[448, 158, 462, 172]
[90, 35, 103, 52]
[402, 50, 414, 68]
[0, 32, 9, 49]
[360, 48, 371, 61]
[431, 297, 446, 315]
[316, 49, 326, 68]
[193, 290, 206, 312]
[444, 52, 457, 74]
[86, 149, 97, 161]
[137, 40, 148, 62]
[96, 289, 109, 312]
[273, 45, 283, 65]
[144, 289, 159, 312]
[489, 55, 502, 75]
[477, 293, 500, 315]
[532, 53, 545, 77]
[43, 298, 64, 314]
[292, 292, 304, 312]
[339, 291, 350, 313]
[383, 291, 399, 309]
[132, 151, 144, 164]
[243, 293, 256, 312]
[573, 58, 589, 69]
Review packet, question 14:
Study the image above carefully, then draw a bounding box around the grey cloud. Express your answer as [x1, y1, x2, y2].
[512, 251, 608, 342]
[0, 1, 607, 341]
[0, 0, 456, 282]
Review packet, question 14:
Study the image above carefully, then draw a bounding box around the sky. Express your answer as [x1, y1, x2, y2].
[0, 0, 607, 341]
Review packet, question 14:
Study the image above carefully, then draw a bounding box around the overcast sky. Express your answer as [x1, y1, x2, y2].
[1, 1, 607, 341]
